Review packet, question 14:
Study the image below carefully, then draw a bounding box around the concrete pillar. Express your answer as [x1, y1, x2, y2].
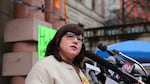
[10, 0, 44, 84]
[11, 42, 37, 84]
[3, 17, 51, 84]
[3, 1, 66, 84]
[12, 42, 37, 52]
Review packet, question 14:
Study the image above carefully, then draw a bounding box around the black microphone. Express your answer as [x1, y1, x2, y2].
[85, 51, 118, 72]
[98, 43, 115, 56]
[84, 51, 141, 83]
[98, 43, 125, 66]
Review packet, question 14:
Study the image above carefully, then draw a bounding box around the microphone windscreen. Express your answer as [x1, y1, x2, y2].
[98, 43, 107, 51]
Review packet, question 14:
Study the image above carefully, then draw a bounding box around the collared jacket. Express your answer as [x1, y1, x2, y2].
[25, 55, 89, 84]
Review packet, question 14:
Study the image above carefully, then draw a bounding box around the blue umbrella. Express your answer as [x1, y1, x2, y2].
[96, 40, 150, 63]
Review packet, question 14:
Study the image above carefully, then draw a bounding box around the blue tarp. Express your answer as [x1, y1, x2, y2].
[96, 40, 150, 63]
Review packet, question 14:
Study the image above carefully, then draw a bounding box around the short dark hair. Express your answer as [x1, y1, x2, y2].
[45, 24, 85, 67]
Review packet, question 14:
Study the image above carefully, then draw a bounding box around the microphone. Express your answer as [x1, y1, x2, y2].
[98, 43, 116, 56]
[84, 60, 100, 84]
[89, 71, 99, 84]
[98, 43, 148, 77]
[84, 51, 141, 83]
[98, 43, 125, 67]
[113, 49, 148, 76]
[85, 51, 119, 73]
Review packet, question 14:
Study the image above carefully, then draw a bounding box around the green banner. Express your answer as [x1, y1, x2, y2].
[38, 25, 57, 60]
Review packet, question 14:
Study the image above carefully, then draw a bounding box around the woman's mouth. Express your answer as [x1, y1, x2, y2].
[70, 46, 77, 50]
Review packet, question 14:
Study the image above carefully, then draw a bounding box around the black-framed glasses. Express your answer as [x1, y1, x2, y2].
[65, 32, 84, 44]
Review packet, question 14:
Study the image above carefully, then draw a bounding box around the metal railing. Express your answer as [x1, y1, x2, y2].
[84, 22, 150, 39]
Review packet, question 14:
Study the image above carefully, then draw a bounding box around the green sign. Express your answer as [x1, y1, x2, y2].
[38, 25, 57, 60]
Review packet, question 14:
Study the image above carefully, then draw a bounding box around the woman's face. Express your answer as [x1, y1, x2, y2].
[59, 32, 83, 63]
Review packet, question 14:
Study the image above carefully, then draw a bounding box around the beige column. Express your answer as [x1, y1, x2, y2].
[11, 0, 44, 84]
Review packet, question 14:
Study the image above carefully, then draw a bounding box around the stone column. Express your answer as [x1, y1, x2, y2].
[3, 0, 44, 84]
[3, 1, 66, 84]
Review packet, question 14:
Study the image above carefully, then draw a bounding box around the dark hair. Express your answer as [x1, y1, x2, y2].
[45, 24, 85, 67]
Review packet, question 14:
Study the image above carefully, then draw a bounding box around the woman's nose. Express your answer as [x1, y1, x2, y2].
[72, 37, 79, 43]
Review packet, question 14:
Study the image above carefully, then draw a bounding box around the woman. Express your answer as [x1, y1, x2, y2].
[25, 24, 89, 84]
